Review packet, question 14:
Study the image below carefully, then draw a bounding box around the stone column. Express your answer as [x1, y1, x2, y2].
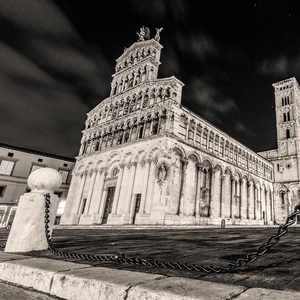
[5, 168, 62, 252]
[287, 189, 291, 215]
[149, 119, 154, 135]
[165, 113, 173, 133]
[73, 171, 87, 214]
[239, 179, 246, 219]
[210, 168, 220, 218]
[235, 179, 240, 218]
[88, 168, 104, 214]
[208, 169, 214, 217]
[178, 159, 188, 215]
[61, 172, 79, 217]
[157, 115, 162, 133]
[259, 187, 263, 220]
[230, 177, 235, 218]
[111, 164, 125, 214]
[264, 189, 268, 224]
[254, 186, 257, 220]
[139, 160, 151, 214]
[247, 182, 251, 219]
[220, 174, 226, 218]
[194, 164, 202, 216]
[185, 119, 190, 140]
[124, 162, 138, 214]
[193, 124, 197, 144]
[84, 169, 97, 214]
[128, 126, 133, 142]
[91, 168, 106, 216]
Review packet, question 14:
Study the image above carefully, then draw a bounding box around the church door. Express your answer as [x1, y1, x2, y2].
[132, 193, 141, 224]
[102, 187, 116, 224]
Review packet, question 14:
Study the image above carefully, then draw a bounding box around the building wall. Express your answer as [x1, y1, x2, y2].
[0, 144, 75, 226]
[61, 135, 274, 226]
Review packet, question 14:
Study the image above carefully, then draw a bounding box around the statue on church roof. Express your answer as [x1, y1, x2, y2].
[137, 26, 151, 42]
[154, 28, 163, 42]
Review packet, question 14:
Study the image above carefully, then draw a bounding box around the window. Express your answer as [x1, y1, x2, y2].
[280, 192, 285, 205]
[63, 163, 68, 167]
[38, 158, 43, 162]
[59, 170, 69, 184]
[286, 129, 290, 139]
[0, 186, 6, 197]
[0, 160, 15, 176]
[7, 152, 14, 157]
[30, 165, 44, 173]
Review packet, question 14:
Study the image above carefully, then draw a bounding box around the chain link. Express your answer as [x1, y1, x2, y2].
[44, 193, 300, 273]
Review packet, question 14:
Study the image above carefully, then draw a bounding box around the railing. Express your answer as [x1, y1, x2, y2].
[43, 193, 300, 274]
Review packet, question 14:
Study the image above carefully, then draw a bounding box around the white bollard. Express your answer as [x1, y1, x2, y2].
[4, 168, 62, 253]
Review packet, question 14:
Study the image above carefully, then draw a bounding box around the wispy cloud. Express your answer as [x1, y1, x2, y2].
[0, 0, 113, 156]
[176, 33, 219, 61]
[259, 54, 300, 77]
[187, 77, 237, 123]
[184, 77, 255, 139]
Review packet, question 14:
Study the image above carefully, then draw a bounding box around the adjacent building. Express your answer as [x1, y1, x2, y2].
[0, 143, 75, 226]
[61, 28, 279, 226]
[259, 77, 300, 223]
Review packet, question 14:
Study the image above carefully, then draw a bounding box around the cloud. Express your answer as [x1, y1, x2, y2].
[259, 56, 289, 76]
[259, 53, 300, 77]
[183, 77, 255, 140]
[130, 0, 188, 22]
[0, 0, 113, 157]
[187, 77, 237, 123]
[175, 33, 219, 61]
[235, 121, 255, 137]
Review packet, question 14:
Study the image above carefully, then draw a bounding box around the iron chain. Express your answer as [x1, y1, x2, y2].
[44, 193, 300, 273]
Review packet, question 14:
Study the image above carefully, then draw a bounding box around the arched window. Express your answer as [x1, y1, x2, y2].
[283, 113, 287, 122]
[139, 124, 144, 139]
[286, 129, 290, 139]
[280, 192, 285, 205]
[287, 111, 290, 121]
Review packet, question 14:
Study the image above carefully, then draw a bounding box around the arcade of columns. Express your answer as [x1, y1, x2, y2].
[61, 134, 275, 226]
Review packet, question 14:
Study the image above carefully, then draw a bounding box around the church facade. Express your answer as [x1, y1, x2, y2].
[61, 28, 289, 226]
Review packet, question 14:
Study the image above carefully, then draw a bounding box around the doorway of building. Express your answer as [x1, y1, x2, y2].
[102, 187, 116, 224]
[132, 193, 141, 224]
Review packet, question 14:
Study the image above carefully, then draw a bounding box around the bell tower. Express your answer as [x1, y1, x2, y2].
[272, 77, 300, 157]
[110, 27, 163, 97]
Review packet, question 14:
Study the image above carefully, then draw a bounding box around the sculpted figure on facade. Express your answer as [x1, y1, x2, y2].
[157, 162, 167, 185]
[137, 26, 150, 42]
[154, 28, 163, 42]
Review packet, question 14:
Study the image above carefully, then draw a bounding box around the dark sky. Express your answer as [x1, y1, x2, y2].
[0, 0, 299, 158]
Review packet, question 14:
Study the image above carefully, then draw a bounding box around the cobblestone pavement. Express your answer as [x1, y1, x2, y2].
[1, 226, 300, 292]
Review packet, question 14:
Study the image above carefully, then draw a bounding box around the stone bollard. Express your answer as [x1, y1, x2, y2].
[4, 168, 62, 253]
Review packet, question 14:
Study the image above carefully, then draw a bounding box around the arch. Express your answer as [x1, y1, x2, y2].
[186, 151, 200, 163]
[214, 163, 223, 173]
[134, 149, 147, 162]
[224, 166, 233, 176]
[168, 144, 186, 159]
[148, 146, 160, 161]
[105, 151, 121, 168]
[121, 151, 134, 165]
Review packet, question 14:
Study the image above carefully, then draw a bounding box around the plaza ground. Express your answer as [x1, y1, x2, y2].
[1, 225, 300, 292]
